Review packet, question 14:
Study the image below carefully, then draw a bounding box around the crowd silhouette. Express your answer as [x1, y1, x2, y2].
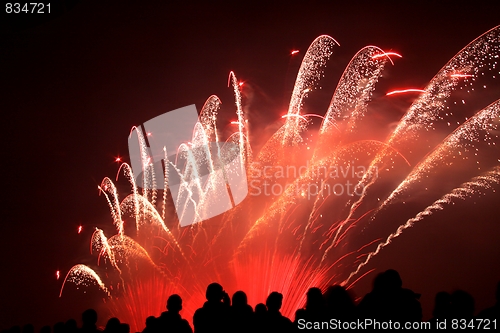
[2, 270, 499, 332]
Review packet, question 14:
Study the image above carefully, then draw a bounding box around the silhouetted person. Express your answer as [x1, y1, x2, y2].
[158, 294, 192, 333]
[22, 324, 34, 333]
[478, 281, 500, 320]
[255, 303, 267, 315]
[118, 324, 129, 333]
[450, 290, 475, 319]
[104, 318, 121, 333]
[193, 283, 230, 333]
[229, 291, 254, 333]
[64, 319, 78, 333]
[80, 309, 101, 333]
[265, 292, 293, 333]
[428, 291, 452, 328]
[324, 285, 356, 320]
[39, 326, 51, 333]
[358, 269, 422, 322]
[254, 303, 268, 331]
[53, 322, 64, 333]
[141, 316, 157, 333]
[294, 287, 326, 326]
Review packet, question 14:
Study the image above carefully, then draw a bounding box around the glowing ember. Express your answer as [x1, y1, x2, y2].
[386, 88, 426, 96]
[371, 52, 402, 59]
[451, 73, 474, 78]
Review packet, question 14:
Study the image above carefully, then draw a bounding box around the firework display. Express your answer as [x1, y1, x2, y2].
[60, 27, 500, 331]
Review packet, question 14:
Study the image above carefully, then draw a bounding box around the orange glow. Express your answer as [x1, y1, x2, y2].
[386, 88, 426, 96]
[291, 50, 299, 55]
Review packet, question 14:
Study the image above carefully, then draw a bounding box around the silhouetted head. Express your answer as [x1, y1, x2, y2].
[432, 291, 451, 318]
[104, 318, 120, 333]
[255, 303, 267, 315]
[232, 291, 248, 307]
[52, 322, 64, 333]
[82, 309, 98, 326]
[119, 323, 129, 333]
[145, 317, 156, 328]
[9, 326, 21, 333]
[206, 283, 224, 302]
[383, 269, 403, 289]
[64, 319, 77, 333]
[266, 292, 283, 312]
[451, 290, 475, 318]
[21, 324, 34, 333]
[373, 269, 402, 291]
[305, 287, 324, 310]
[167, 294, 183, 312]
[324, 285, 354, 310]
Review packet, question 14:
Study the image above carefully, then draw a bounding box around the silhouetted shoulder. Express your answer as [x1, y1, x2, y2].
[193, 283, 230, 333]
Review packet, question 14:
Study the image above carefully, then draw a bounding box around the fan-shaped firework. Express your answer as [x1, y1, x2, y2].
[60, 26, 500, 331]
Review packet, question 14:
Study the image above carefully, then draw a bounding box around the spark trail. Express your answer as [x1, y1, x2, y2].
[345, 166, 500, 284]
[60, 264, 110, 297]
[379, 98, 500, 211]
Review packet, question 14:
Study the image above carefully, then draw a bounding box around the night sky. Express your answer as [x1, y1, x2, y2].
[1, 0, 500, 329]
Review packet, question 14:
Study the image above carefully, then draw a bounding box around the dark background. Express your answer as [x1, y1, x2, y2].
[1, 0, 500, 329]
